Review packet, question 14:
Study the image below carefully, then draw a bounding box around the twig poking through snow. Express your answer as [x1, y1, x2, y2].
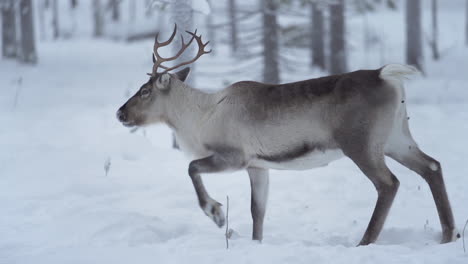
[225, 195, 229, 249]
[12, 77, 22, 111]
[463, 219, 468, 253]
[104, 157, 111, 176]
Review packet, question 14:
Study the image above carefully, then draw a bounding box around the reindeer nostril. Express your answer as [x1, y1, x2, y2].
[117, 110, 126, 122]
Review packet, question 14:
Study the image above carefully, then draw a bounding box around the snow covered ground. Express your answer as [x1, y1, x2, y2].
[1, 3, 468, 264]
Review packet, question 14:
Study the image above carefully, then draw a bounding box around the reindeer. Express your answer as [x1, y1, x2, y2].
[116, 25, 459, 245]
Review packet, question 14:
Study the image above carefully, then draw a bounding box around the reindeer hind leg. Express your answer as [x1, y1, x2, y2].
[345, 150, 400, 245]
[386, 142, 458, 243]
[385, 114, 458, 243]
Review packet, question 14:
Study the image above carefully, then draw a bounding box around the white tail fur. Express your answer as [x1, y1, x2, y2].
[379, 64, 419, 84]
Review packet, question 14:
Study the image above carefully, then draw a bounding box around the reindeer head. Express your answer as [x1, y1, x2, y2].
[116, 24, 211, 128]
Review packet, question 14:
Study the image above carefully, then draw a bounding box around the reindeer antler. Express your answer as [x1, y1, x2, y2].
[151, 24, 211, 76]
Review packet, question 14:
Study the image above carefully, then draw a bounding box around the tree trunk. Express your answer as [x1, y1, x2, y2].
[329, 0, 347, 75]
[109, 0, 120, 22]
[228, 0, 238, 55]
[171, 0, 195, 86]
[310, 2, 325, 70]
[466, 0, 468, 46]
[206, 0, 215, 55]
[129, 0, 136, 23]
[93, 0, 104, 37]
[405, 0, 423, 72]
[52, 0, 59, 39]
[171, 0, 194, 150]
[38, 0, 47, 40]
[262, 0, 279, 84]
[18, 0, 37, 64]
[2, 0, 17, 58]
[156, 7, 165, 31]
[70, 0, 78, 36]
[430, 0, 439, 60]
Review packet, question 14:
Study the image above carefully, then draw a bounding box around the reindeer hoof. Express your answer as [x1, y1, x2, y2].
[440, 229, 460, 244]
[357, 240, 372, 247]
[202, 199, 225, 228]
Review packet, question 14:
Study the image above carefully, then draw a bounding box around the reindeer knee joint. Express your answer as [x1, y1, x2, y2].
[377, 176, 399, 194]
[429, 161, 439, 172]
[188, 162, 199, 177]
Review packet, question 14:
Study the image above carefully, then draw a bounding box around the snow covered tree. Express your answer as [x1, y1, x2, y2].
[18, 0, 37, 64]
[310, 1, 325, 70]
[170, 0, 196, 150]
[145, 0, 154, 17]
[171, 0, 196, 150]
[329, 0, 347, 74]
[1, 0, 17, 59]
[352, 0, 397, 13]
[171, 0, 195, 86]
[405, 0, 423, 72]
[262, 0, 280, 83]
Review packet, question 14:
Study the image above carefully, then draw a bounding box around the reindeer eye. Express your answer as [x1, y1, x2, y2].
[140, 88, 151, 98]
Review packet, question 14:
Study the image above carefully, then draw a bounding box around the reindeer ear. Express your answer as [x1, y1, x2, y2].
[175, 67, 190, 82]
[155, 73, 171, 90]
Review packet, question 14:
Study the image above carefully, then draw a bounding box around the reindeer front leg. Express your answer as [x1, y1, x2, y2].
[188, 149, 245, 227]
[247, 167, 269, 241]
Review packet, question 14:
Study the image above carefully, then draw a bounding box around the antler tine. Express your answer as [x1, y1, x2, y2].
[205, 41, 212, 53]
[185, 30, 212, 53]
[155, 23, 177, 46]
[152, 24, 179, 75]
[152, 24, 177, 60]
[152, 27, 211, 75]
[153, 24, 177, 61]
[157, 30, 211, 73]
[155, 32, 197, 64]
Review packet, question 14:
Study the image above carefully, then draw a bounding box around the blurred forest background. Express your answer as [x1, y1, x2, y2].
[2, 0, 468, 84]
[2, 1, 468, 263]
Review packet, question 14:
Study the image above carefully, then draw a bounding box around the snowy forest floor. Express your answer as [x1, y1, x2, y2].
[2, 9, 468, 264]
